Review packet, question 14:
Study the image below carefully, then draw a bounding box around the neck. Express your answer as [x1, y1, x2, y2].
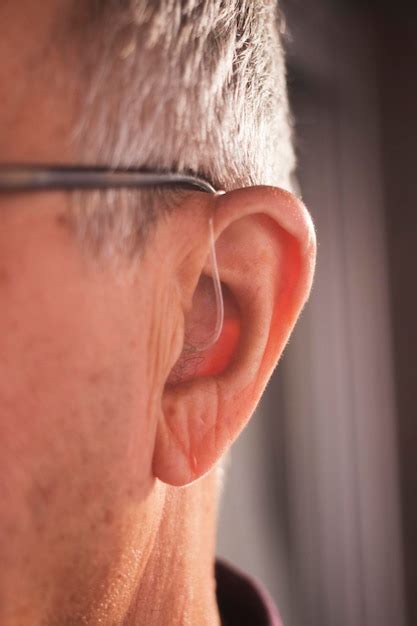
[124, 472, 221, 626]
[0, 472, 221, 626]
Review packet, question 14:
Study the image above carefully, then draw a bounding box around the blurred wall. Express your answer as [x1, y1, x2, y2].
[378, 13, 417, 626]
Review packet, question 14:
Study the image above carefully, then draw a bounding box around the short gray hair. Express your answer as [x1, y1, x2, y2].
[68, 0, 294, 255]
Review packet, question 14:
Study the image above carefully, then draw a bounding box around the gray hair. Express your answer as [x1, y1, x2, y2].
[68, 0, 295, 255]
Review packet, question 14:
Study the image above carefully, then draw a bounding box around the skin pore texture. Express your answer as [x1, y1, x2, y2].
[0, 1, 316, 625]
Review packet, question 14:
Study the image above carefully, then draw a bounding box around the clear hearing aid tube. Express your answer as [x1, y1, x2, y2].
[204, 218, 224, 348]
[191, 217, 224, 353]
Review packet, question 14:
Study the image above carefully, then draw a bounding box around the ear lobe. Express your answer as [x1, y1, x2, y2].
[153, 186, 316, 487]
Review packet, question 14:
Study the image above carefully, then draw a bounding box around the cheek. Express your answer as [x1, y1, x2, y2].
[0, 280, 150, 476]
[0, 216, 155, 567]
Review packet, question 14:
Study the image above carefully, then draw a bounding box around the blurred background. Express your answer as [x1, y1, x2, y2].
[217, 1, 416, 625]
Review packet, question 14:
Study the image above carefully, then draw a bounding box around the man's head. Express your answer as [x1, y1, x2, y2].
[0, 2, 315, 624]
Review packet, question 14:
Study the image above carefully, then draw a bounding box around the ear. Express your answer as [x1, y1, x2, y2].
[152, 186, 316, 486]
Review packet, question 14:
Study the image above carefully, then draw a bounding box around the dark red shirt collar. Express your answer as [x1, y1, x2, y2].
[215, 560, 283, 626]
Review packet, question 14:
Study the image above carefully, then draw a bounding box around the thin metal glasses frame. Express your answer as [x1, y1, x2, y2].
[0, 165, 217, 195]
